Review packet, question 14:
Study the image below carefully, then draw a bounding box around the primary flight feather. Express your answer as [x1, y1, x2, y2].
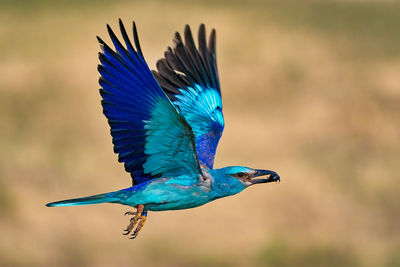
[46, 20, 280, 239]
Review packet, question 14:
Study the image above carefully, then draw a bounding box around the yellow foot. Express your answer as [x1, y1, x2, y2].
[122, 205, 147, 239]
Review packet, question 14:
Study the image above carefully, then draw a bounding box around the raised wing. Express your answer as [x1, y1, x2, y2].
[152, 24, 224, 170]
[98, 20, 203, 185]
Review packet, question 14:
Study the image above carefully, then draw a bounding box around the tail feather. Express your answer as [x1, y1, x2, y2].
[46, 192, 118, 207]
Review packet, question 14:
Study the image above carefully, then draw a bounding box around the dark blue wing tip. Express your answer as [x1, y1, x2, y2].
[97, 20, 158, 186]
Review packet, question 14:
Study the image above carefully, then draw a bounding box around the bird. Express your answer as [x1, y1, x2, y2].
[46, 20, 280, 239]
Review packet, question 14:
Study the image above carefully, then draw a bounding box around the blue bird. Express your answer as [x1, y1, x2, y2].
[46, 20, 280, 239]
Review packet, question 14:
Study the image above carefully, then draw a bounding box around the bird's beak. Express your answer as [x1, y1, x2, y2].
[250, 169, 280, 185]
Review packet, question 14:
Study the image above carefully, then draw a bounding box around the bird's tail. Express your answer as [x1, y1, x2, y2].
[46, 192, 119, 207]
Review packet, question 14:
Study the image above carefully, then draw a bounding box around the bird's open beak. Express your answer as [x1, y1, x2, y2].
[250, 169, 280, 185]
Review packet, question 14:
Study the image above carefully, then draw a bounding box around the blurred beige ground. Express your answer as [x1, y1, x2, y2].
[0, 0, 399, 266]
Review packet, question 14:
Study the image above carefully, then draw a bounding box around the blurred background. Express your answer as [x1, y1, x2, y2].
[1, 0, 399, 266]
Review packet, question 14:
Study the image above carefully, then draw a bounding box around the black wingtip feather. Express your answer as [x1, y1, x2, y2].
[118, 19, 137, 56]
[209, 29, 216, 57]
[97, 36, 105, 45]
[174, 32, 182, 45]
[184, 24, 210, 86]
[184, 24, 190, 34]
[106, 24, 116, 41]
[132, 21, 143, 57]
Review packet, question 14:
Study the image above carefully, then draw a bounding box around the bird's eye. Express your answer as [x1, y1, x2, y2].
[235, 172, 246, 178]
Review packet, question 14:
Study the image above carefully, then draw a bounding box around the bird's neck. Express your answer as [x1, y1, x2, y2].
[207, 170, 246, 199]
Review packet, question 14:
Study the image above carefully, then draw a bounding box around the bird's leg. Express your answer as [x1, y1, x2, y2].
[130, 210, 147, 239]
[122, 205, 143, 235]
[122, 205, 147, 239]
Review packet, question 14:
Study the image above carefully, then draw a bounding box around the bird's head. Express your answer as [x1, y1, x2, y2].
[209, 166, 280, 196]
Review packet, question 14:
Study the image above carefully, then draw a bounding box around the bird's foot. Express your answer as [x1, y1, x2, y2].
[122, 205, 147, 239]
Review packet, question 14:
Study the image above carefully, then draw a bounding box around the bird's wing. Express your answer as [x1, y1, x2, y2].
[152, 24, 224, 170]
[98, 20, 203, 185]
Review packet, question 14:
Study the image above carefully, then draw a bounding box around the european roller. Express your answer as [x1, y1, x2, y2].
[46, 20, 280, 239]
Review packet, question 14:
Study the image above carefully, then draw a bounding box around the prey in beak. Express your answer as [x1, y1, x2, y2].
[250, 169, 280, 185]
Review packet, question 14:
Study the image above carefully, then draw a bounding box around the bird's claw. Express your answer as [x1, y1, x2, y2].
[122, 205, 147, 239]
[124, 211, 138, 216]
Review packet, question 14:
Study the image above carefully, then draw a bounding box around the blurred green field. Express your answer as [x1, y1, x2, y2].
[1, 0, 399, 266]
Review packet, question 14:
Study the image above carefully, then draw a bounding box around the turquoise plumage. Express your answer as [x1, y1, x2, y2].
[46, 20, 280, 239]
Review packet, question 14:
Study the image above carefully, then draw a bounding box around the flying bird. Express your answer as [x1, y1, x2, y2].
[46, 20, 280, 239]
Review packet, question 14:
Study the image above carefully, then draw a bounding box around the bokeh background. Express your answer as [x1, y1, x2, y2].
[1, 0, 399, 266]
